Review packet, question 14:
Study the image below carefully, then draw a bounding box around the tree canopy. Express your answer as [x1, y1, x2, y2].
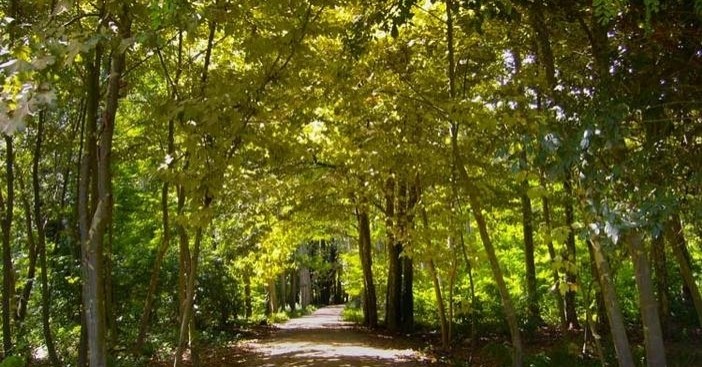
[0, 0, 701, 366]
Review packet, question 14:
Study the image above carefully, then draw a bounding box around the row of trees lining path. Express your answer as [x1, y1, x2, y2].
[0, 0, 701, 367]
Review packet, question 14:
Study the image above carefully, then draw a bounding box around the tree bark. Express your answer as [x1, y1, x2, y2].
[244, 273, 253, 318]
[298, 246, 311, 309]
[1, 135, 15, 357]
[625, 231, 667, 367]
[589, 237, 635, 367]
[540, 181, 566, 329]
[651, 232, 669, 337]
[667, 214, 702, 328]
[446, 0, 521, 363]
[134, 120, 173, 351]
[520, 149, 540, 327]
[399, 178, 416, 332]
[356, 202, 377, 328]
[452, 129, 523, 366]
[174, 224, 204, 367]
[563, 176, 580, 330]
[79, 5, 130, 365]
[384, 176, 401, 331]
[428, 259, 449, 349]
[401, 256, 414, 331]
[16, 175, 37, 323]
[32, 113, 61, 366]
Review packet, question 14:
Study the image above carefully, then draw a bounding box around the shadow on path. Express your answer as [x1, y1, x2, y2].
[234, 305, 433, 366]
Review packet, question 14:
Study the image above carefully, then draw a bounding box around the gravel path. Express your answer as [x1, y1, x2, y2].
[235, 305, 433, 366]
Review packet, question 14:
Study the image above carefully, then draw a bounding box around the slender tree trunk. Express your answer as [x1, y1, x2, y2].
[428, 259, 449, 349]
[589, 237, 635, 367]
[581, 251, 606, 366]
[244, 273, 252, 318]
[176, 185, 190, 322]
[174, 225, 204, 367]
[401, 256, 414, 331]
[298, 246, 311, 309]
[421, 207, 448, 348]
[453, 131, 523, 366]
[136, 33, 183, 348]
[16, 176, 37, 323]
[459, 231, 478, 347]
[563, 176, 580, 330]
[79, 5, 130, 364]
[520, 152, 540, 327]
[1, 135, 15, 357]
[540, 181, 566, 329]
[667, 215, 702, 328]
[267, 278, 278, 314]
[399, 178, 415, 332]
[446, 1, 520, 363]
[2, 0, 18, 357]
[279, 273, 287, 310]
[384, 176, 401, 331]
[356, 202, 377, 328]
[289, 270, 298, 310]
[33, 113, 60, 366]
[134, 123, 173, 351]
[448, 246, 456, 344]
[651, 232, 669, 337]
[625, 231, 667, 367]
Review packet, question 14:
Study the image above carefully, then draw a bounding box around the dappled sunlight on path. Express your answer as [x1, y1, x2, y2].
[238, 305, 432, 366]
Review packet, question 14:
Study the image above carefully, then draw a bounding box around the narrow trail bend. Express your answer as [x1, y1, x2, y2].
[234, 305, 434, 366]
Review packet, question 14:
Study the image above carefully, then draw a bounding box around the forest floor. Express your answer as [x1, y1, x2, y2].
[174, 305, 442, 366]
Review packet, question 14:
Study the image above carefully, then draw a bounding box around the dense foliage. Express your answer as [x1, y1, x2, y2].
[0, 0, 701, 366]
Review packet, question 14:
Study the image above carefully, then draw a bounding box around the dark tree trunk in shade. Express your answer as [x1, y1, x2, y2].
[563, 176, 581, 330]
[667, 215, 702, 328]
[356, 203, 377, 329]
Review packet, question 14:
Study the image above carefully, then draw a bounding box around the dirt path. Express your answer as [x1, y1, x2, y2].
[233, 305, 434, 366]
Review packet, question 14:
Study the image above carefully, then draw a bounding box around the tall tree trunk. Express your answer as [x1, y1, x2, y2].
[136, 32, 183, 347]
[563, 176, 580, 330]
[446, 0, 521, 363]
[520, 149, 540, 327]
[421, 208, 448, 348]
[528, 0, 577, 331]
[78, 43, 101, 367]
[589, 237, 635, 367]
[356, 202, 377, 328]
[2, 0, 18, 357]
[134, 116, 173, 351]
[651, 232, 669, 337]
[289, 270, 298, 310]
[453, 131, 523, 366]
[174, 224, 204, 367]
[540, 180, 566, 329]
[447, 244, 457, 344]
[1, 135, 15, 357]
[267, 278, 278, 314]
[16, 175, 37, 323]
[459, 231, 478, 347]
[401, 256, 414, 331]
[667, 214, 702, 328]
[279, 273, 287, 310]
[79, 5, 130, 365]
[298, 246, 311, 309]
[384, 176, 401, 331]
[32, 113, 60, 367]
[428, 259, 449, 349]
[244, 272, 252, 318]
[399, 178, 415, 332]
[625, 231, 667, 367]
